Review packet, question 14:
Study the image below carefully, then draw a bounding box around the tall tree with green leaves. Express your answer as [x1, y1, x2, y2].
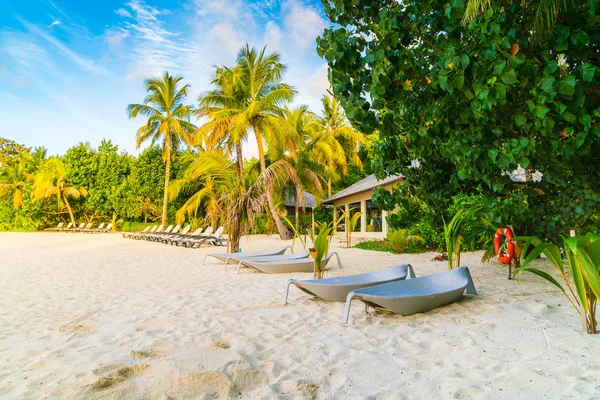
[318, 0, 599, 242]
[463, 0, 575, 43]
[197, 45, 297, 240]
[127, 72, 196, 228]
[31, 158, 87, 226]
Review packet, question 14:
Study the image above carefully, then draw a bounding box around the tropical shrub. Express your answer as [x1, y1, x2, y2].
[516, 233, 600, 334]
[387, 229, 424, 254]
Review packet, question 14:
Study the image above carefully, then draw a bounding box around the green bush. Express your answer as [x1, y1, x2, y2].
[354, 229, 425, 254]
[121, 221, 152, 232]
[386, 229, 424, 253]
[354, 239, 395, 253]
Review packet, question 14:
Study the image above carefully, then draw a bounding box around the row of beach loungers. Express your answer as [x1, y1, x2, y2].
[203, 246, 477, 324]
[122, 224, 226, 247]
[44, 222, 113, 233]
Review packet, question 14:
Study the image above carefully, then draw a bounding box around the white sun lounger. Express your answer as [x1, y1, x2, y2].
[202, 246, 292, 266]
[237, 252, 342, 274]
[232, 251, 310, 272]
[284, 264, 415, 304]
[342, 266, 477, 324]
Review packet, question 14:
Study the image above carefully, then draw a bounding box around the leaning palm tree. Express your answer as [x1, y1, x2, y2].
[31, 158, 87, 226]
[197, 45, 297, 240]
[127, 72, 196, 228]
[169, 150, 302, 252]
[319, 96, 365, 196]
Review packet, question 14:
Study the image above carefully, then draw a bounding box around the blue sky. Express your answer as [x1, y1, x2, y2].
[0, 0, 330, 157]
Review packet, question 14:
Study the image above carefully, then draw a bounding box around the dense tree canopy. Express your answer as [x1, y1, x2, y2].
[318, 0, 600, 240]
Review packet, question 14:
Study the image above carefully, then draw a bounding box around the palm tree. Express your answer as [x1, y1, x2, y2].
[197, 45, 297, 240]
[280, 105, 325, 230]
[0, 155, 30, 209]
[197, 66, 247, 179]
[127, 72, 196, 228]
[169, 150, 301, 252]
[31, 158, 87, 226]
[319, 96, 365, 196]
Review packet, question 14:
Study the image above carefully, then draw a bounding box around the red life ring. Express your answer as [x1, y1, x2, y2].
[494, 227, 515, 265]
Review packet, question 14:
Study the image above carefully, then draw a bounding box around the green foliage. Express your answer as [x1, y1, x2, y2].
[515, 233, 600, 334]
[444, 205, 484, 269]
[386, 229, 424, 253]
[354, 229, 424, 254]
[121, 221, 152, 232]
[354, 239, 395, 253]
[309, 222, 334, 279]
[339, 208, 361, 248]
[318, 0, 600, 245]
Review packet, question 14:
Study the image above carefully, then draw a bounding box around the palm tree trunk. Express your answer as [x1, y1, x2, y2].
[253, 127, 292, 240]
[293, 189, 300, 231]
[328, 178, 332, 198]
[63, 194, 76, 227]
[236, 143, 244, 179]
[162, 142, 171, 229]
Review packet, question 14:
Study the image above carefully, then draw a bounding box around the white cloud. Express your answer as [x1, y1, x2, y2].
[117, 0, 194, 79]
[18, 17, 108, 75]
[104, 28, 129, 52]
[48, 20, 61, 28]
[307, 62, 329, 99]
[263, 21, 283, 54]
[283, 0, 326, 50]
[207, 22, 243, 53]
[115, 8, 132, 18]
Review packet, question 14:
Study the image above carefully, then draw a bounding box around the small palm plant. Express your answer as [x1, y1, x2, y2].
[309, 222, 334, 279]
[342, 209, 361, 248]
[443, 205, 483, 269]
[515, 233, 600, 334]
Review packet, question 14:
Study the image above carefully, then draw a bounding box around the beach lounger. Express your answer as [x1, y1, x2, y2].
[342, 266, 477, 324]
[167, 227, 203, 246]
[66, 223, 86, 232]
[132, 225, 158, 239]
[123, 225, 149, 238]
[178, 226, 214, 248]
[159, 225, 191, 243]
[186, 226, 227, 248]
[237, 252, 342, 274]
[76, 223, 93, 232]
[83, 223, 104, 233]
[143, 224, 173, 241]
[99, 223, 112, 233]
[149, 224, 181, 241]
[45, 222, 64, 231]
[284, 264, 415, 304]
[233, 251, 310, 273]
[203, 245, 291, 266]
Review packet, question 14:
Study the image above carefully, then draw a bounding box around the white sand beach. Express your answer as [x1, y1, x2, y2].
[0, 232, 598, 399]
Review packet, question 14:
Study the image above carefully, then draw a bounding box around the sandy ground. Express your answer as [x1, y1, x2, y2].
[0, 232, 598, 400]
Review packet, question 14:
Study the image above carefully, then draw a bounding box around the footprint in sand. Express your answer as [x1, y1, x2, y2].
[296, 380, 319, 400]
[59, 323, 94, 333]
[211, 340, 231, 349]
[173, 371, 239, 398]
